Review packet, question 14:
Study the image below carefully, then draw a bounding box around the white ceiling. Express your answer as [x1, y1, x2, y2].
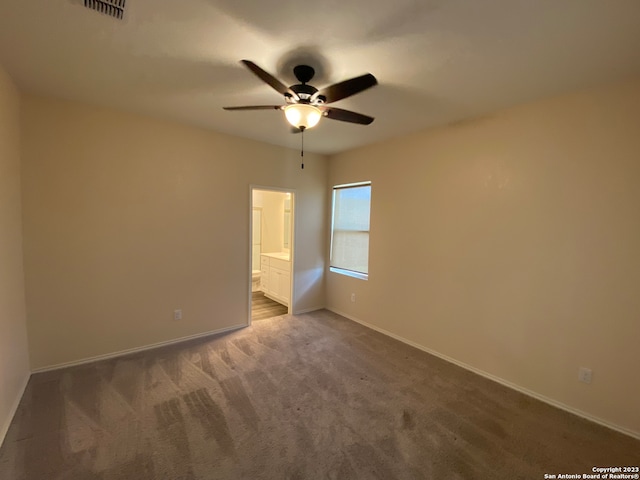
[1, 0, 639, 154]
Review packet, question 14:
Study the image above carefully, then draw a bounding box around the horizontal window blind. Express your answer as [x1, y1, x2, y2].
[331, 184, 371, 275]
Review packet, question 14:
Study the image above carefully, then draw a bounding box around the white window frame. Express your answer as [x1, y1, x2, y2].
[329, 181, 371, 281]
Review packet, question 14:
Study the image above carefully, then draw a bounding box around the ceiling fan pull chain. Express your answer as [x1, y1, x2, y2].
[300, 127, 305, 169]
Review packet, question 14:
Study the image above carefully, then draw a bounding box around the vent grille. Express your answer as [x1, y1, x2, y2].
[83, 0, 126, 20]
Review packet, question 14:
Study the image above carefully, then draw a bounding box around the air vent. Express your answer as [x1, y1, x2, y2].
[83, 0, 126, 20]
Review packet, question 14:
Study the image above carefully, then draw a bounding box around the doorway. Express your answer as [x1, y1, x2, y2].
[249, 187, 294, 324]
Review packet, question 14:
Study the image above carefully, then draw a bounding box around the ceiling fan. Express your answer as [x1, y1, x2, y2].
[223, 60, 377, 131]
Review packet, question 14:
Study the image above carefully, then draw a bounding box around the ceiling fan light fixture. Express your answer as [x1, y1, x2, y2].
[284, 104, 322, 129]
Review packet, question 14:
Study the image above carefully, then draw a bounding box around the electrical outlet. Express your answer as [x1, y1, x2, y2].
[174, 309, 182, 321]
[578, 367, 592, 384]
[350, 293, 356, 302]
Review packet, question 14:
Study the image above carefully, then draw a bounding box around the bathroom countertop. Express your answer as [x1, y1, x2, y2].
[261, 252, 290, 261]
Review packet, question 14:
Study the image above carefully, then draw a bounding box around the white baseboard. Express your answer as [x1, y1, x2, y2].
[327, 308, 640, 441]
[0, 372, 30, 448]
[293, 306, 324, 315]
[32, 324, 247, 373]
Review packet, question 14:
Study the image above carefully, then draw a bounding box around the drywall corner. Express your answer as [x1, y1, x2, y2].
[0, 65, 31, 446]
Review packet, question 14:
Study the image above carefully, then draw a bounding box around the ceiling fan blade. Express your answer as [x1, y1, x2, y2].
[240, 60, 299, 101]
[321, 107, 374, 125]
[290, 127, 302, 134]
[316, 73, 377, 104]
[223, 105, 284, 111]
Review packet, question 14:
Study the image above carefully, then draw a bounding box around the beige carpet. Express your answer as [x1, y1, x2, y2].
[0, 310, 638, 479]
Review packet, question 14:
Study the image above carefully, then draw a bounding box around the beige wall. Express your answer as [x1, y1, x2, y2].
[327, 79, 640, 436]
[0, 66, 30, 442]
[21, 95, 327, 369]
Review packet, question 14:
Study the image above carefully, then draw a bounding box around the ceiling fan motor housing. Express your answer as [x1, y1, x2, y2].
[290, 83, 318, 102]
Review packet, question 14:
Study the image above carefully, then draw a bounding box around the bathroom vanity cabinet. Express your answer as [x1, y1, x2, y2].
[260, 253, 291, 307]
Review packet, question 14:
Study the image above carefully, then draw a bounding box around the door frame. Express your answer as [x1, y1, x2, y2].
[248, 185, 296, 325]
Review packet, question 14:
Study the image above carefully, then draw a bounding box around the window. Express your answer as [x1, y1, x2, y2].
[330, 182, 371, 280]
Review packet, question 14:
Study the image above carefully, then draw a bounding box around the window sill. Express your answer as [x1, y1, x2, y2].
[329, 267, 368, 281]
